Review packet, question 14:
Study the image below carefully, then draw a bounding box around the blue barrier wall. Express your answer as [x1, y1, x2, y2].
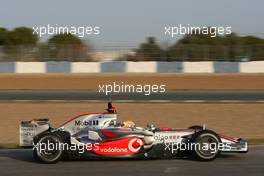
[213, 62, 240, 73]
[46, 62, 71, 73]
[101, 62, 126, 72]
[157, 62, 183, 73]
[0, 61, 263, 73]
[0, 62, 15, 73]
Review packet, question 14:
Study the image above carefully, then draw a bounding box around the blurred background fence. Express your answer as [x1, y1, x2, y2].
[1, 27, 264, 62]
[0, 44, 263, 62]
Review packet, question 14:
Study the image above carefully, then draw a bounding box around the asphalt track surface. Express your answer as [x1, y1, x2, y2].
[1, 91, 264, 101]
[0, 146, 263, 176]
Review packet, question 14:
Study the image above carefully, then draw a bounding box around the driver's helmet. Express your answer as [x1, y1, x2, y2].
[122, 120, 135, 128]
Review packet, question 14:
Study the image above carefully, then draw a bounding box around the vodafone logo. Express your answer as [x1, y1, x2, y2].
[128, 138, 143, 152]
[92, 138, 144, 156]
[101, 147, 128, 153]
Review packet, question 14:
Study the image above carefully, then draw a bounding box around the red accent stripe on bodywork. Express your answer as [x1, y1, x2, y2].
[159, 128, 195, 132]
[173, 129, 195, 132]
[220, 134, 237, 143]
[159, 128, 173, 131]
[101, 131, 118, 138]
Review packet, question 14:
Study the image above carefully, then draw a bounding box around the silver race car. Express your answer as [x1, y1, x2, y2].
[20, 102, 248, 163]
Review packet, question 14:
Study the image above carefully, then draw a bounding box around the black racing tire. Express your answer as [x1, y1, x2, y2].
[190, 130, 221, 161]
[33, 132, 69, 164]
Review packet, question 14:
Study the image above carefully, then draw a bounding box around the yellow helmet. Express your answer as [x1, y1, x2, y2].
[122, 120, 135, 128]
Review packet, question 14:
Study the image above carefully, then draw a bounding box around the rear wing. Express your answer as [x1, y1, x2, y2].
[20, 119, 50, 147]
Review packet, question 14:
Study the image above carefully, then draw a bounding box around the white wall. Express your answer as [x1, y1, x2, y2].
[126, 62, 157, 72]
[71, 62, 100, 73]
[16, 62, 46, 73]
[184, 62, 214, 73]
[240, 61, 264, 73]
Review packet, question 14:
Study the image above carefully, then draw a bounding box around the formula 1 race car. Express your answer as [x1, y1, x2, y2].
[20, 102, 248, 163]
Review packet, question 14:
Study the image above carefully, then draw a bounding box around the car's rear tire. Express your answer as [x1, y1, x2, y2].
[33, 132, 66, 164]
[190, 130, 221, 161]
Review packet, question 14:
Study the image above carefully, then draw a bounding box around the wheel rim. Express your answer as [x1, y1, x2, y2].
[37, 135, 62, 162]
[195, 134, 219, 158]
